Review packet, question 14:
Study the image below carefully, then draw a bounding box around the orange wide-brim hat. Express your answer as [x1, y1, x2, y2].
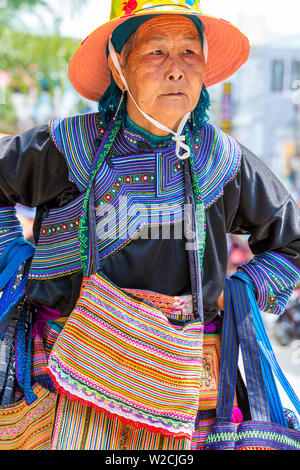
[68, 1, 250, 102]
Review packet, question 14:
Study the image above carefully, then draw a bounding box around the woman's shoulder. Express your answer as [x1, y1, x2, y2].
[49, 111, 105, 191]
[193, 123, 242, 209]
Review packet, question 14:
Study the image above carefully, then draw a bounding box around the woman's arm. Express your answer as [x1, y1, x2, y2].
[0, 124, 80, 253]
[223, 144, 300, 315]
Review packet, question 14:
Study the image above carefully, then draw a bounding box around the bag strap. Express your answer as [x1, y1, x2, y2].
[79, 117, 122, 278]
[216, 277, 272, 423]
[216, 278, 240, 422]
[184, 158, 204, 323]
[234, 271, 300, 422]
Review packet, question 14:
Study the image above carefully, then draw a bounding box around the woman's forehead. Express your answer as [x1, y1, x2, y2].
[135, 15, 201, 42]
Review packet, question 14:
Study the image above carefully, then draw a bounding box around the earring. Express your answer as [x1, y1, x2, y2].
[192, 111, 196, 128]
[113, 89, 125, 121]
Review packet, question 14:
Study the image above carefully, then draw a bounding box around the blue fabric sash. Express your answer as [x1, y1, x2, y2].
[217, 276, 300, 427]
[233, 271, 300, 424]
[0, 238, 36, 405]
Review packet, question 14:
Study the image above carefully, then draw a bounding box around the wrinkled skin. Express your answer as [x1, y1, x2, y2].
[108, 15, 225, 312]
[108, 15, 205, 136]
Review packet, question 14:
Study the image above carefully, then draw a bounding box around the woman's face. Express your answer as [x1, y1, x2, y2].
[109, 15, 206, 135]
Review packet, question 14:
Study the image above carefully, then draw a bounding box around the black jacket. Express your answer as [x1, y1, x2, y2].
[0, 123, 299, 322]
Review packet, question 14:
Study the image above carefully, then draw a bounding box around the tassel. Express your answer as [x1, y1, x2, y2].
[232, 407, 243, 423]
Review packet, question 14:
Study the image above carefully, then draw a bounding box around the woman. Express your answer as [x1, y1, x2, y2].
[0, 0, 299, 451]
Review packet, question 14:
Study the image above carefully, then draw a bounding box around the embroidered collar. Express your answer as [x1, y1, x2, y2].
[49, 112, 242, 209]
[122, 114, 174, 150]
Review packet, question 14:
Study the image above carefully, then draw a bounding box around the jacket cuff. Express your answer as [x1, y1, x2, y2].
[237, 251, 300, 315]
[0, 207, 24, 256]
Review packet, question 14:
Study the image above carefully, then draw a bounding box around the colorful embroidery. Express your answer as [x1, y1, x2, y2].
[238, 251, 300, 315]
[49, 113, 100, 192]
[191, 410, 216, 450]
[205, 421, 300, 450]
[98, 173, 155, 205]
[49, 112, 242, 210]
[0, 384, 56, 450]
[51, 393, 190, 450]
[173, 161, 184, 174]
[30, 112, 242, 280]
[41, 219, 80, 237]
[29, 195, 84, 279]
[193, 123, 242, 209]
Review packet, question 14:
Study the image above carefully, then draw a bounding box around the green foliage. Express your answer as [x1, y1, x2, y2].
[0, 0, 50, 27]
[0, 0, 91, 132]
[0, 0, 88, 29]
[0, 26, 81, 132]
[0, 26, 79, 93]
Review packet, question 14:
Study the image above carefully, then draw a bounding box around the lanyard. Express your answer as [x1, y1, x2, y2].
[108, 37, 192, 161]
[79, 117, 122, 277]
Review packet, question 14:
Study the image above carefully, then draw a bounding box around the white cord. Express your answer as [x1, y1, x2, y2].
[108, 36, 192, 160]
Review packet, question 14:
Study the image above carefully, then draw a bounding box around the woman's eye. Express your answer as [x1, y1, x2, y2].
[152, 50, 163, 55]
[184, 50, 194, 55]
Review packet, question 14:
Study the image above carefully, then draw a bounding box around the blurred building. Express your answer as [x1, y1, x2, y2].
[210, 33, 300, 202]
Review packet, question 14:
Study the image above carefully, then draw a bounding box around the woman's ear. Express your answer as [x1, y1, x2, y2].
[108, 53, 125, 92]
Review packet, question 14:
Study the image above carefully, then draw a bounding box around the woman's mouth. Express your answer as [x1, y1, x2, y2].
[163, 92, 184, 97]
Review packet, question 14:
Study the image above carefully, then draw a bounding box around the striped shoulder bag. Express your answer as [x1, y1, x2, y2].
[205, 276, 300, 450]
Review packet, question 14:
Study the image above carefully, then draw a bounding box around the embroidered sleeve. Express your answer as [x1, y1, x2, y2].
[238, 252, 300, 315]
[0, 125, 79, 260]
[0, 124, 75, 208]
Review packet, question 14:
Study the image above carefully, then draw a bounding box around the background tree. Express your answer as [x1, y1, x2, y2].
[0, 0, 91, 133]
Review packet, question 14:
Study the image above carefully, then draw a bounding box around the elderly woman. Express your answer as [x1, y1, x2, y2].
[0, 0, 299, 451]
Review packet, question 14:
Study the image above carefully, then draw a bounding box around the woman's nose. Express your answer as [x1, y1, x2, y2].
[165, 57, 184, 81]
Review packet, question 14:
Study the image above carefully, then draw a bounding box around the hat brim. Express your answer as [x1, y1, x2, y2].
[68, 8, 250, 102]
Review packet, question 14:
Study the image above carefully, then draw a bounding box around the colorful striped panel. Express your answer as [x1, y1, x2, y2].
[191, 410, 216, 450]
[94, 151, 186, 261]
[42, 320, 64, 359]
[51, 394, 190, 450]
[0, 207, 24, 256]
[49, 113, 101, 191]
[0, 384, 56, 450]
[32, 320, 63, 392]
[123, 288, 229, 411]
[48, 273, 204, 439]
[123, 289, 194, 320]
[192, 123, 241, 209]
[238, 251, 300, 315]
[29, 195, 84, 279]
[205, 421, 300, 450]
